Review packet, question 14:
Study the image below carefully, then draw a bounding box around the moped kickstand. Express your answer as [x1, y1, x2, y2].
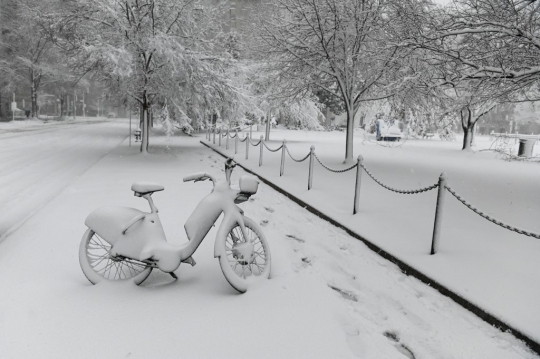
[169, 257, 196, 280]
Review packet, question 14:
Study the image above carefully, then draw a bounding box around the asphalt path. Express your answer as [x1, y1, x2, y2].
[0, 118, 129, 242]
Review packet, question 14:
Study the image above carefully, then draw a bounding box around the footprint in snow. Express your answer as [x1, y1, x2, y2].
[383, 331, 416, 359]
[260, 220, 269, 227]
[264, 207, 275, 213]
[286, 234, 305, 243]
[329, 285, 358, 302]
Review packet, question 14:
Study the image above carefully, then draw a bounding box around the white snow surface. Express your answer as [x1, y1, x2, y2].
[206, 128, 540, 345]
[0, 122, 537, 358]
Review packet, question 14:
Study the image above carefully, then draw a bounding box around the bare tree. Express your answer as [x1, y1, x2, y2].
[253, 0, 410, 163]
[48, 0, 249, 153]
[0, 0, 60, 118]
[433, 0, 540, 92]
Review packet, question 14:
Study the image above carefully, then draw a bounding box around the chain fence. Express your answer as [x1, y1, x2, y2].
[204, 134, 538, 253]
[446, 185, 540, 239]
[361, 165, 439, 194]
[263, 142, 283, 152]
[313, 153, 358, 173]
[285, 147, 310, 162]
[249, 138, 262, 146]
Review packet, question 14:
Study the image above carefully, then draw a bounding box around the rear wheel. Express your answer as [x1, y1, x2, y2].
[218, 217, 271, 292]
[79, 229, 152, 285]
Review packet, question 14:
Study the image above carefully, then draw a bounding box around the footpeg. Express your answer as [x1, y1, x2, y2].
[183, 257, 196, 266]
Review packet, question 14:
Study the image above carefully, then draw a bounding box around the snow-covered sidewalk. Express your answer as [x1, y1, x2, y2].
[0, 129, 537, 358]
[203, 128, 540, 346]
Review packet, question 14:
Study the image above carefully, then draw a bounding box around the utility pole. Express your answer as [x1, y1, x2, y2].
[82, 91, 86, 117]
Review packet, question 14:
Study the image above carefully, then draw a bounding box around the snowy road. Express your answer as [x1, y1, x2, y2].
[0, 119, 129, 242]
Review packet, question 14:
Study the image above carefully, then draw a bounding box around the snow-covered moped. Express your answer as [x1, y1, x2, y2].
[79, 159, 271, 292]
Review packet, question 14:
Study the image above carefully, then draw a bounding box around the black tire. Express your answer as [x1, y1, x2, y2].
[218, 217, 271, 292]
[79, 229, 152, 285]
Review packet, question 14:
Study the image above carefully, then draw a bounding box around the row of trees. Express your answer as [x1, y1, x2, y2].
[251, 0, 540, 161]
[2, 0, 540, 160]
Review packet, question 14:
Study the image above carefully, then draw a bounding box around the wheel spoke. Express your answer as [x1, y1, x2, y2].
[84, 231, 150, 282]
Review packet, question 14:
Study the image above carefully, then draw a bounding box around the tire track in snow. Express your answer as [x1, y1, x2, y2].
[0, 121, 129, 244]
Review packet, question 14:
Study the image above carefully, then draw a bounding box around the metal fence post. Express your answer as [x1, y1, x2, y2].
[235, 130, 238, 154]
[431, 172, 447, 255]
[259, 135, 264, 166]
[353, 155, 364, 215]
[250, 125, 253, 139]
[245, 134, 249, 159]
[280, 139, 286, 176]
[213, 128, 216, 144]
[308, 146, 315, 190]
[226, 128, 230, 150]
[219, 128, 222, 146]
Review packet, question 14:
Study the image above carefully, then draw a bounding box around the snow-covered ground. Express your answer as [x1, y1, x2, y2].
[0, 117, 127, 242]
[0, 123, 538, 358]
[204, 128, 540, 345]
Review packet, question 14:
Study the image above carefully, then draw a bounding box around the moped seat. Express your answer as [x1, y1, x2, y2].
[131, 182, 164, 196]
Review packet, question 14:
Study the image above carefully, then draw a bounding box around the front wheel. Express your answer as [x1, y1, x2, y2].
[218, 217, 271, 293]
[79, 229, 152, 285]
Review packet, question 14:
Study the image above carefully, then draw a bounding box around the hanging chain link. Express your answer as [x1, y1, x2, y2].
[239, 136, 247, 142]
[361, 164, 439, 194]
[285, 146, 310, 162]
[445, 186, 540, 239]
[263, 142, 283, 152]
[229, 132, 237, 139]
[313, 153, 358, 173]
[250, 138, 262, 146]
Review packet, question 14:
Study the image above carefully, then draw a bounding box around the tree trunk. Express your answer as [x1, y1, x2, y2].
[30, 69, 38, 118]
[461, 108, 473, 150]
[462, 127, 473, 150]
[139, 104, 144, 129]
[344, 109, 355, 163]
[265, 112, 271, 141]
[141, 107, 149, 153]
[60, 95, 66, 117]
[471, 121, 478, 146]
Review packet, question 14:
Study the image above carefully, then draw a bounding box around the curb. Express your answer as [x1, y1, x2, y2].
[201, 140, 540, 356]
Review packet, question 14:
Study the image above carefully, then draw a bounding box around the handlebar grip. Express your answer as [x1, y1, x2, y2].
[183, 172, 207, 182]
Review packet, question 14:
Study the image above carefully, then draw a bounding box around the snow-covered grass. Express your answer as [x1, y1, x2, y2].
[205, 128, 540, 344]
[0, 124, 538, 358]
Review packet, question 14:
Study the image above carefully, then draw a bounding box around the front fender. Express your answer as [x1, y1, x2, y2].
[214, 211, 247, 258]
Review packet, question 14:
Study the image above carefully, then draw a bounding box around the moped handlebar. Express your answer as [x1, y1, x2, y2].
[183, 172, 208, 182]
[183, 172, 217, 188]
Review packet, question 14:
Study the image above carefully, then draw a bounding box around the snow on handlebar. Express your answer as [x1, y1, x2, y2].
[183, 172, 208, 182]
